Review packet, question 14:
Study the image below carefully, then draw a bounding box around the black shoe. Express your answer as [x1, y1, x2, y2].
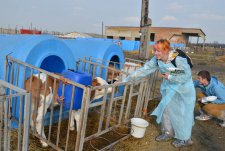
[172, 139, 193, 148]
[155, 134, 173, 142]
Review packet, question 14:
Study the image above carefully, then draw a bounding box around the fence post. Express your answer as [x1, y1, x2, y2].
[22, 93, 31, 151]
[75, 87, 91, 151]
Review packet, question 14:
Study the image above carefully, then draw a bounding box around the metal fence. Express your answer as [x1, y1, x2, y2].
[74, 58, 152, 150]
[0, 80, 30, 151]
[3, 56, 158, 151]
[4, 56, 88, 151]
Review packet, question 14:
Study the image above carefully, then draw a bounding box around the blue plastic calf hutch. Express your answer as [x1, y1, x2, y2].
[0, 34, 75, 80]
[0, 34, 76, 127]
[58, 70, 92, 110]
[63, 38, 125, 78]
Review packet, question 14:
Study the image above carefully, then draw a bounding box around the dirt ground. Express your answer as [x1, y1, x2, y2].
[112, 108, 225, 151]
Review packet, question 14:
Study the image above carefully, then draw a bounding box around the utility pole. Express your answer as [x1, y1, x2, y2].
[139, 0, 152, 59]
[102, 21, 104, 38]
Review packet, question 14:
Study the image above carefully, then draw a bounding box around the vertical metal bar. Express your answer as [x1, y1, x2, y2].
[15, 64, 20, 87]
[76, 59, 80, 71]
[3, 96, 9, 151]
[118, 84, 128, 124]
[40, 74, 48, 139]
[99, 65, 103, 78]
[101, 59, 105, 78]
[14, 63, 20, 131]
[92, 64, 96, 78]
[143, 79, 152, 115]
[19, 66, 27, 130]
[151, 71, 158, 99]
[97, 87, 108, 133]
[65, 85, 75, 151]
[56, 83, 65, 147]
[105, 69, 108, 82]
[22, 93, 31, 151]
[134, 81, 144, 116]
[17, 95, 23, 151]
[9, 61, 14, 84]
[4, 56, 9, 82]
[33, 71, 40, 131]
[0, 85, 6, 151]
[140, 81, 148, 116]
[7, 89, 12, 151]
[48, 77, 57, 141]
[105, 87, 115, 129]
[75, 88, 90, 151]
[22, 66, 27, 89]
[83, 57, 86, 72]
[125, 84, 133, 119]
[87, 61, 91, 74]
[29, 69, 34, 90]
[112, 97, 117, 123]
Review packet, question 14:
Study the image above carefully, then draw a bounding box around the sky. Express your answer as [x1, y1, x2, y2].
[0, 0, 225, 43]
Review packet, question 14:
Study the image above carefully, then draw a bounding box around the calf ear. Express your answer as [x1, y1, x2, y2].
[92, 79, 98, 86]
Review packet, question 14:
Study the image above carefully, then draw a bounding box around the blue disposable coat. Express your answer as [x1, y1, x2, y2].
[123, 55, 196, 140]
[194, 76, 225, 104]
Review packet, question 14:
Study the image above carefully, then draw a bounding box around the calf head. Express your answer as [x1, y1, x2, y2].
[90, 77, 112, 101]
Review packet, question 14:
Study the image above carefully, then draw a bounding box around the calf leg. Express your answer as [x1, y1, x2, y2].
[69, 110, 81, 131]
[36, 121, 48, 147]
[74, 109, 81, 131]
[35, 96, 50, 147]
[69, 110, 75, 131]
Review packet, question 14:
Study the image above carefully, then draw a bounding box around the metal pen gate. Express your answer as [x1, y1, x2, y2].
[0, 80, 30, 151]
[3, 56, 158, 151]
[4, 56, 88, 151]
[74, 58, 153, 151]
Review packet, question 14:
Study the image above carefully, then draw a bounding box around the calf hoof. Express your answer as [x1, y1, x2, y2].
[41, 140, 48, 147]
[69, 126, 75, 131]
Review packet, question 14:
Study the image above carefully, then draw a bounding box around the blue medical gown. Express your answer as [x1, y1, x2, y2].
[123, 56, 196, 140]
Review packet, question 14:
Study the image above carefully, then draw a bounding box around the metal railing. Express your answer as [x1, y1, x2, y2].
[75, 58, 153, 151]
[0, 80, 30, 151]
[3, 56, 159, 151]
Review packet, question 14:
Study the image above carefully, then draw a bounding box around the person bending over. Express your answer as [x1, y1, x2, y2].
[122, 39, 196, 148]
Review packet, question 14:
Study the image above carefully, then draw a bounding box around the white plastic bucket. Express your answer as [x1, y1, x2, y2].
[131, 118, 149, 138]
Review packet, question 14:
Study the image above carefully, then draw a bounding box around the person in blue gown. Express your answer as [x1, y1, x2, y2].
[123, 39, 196, 148]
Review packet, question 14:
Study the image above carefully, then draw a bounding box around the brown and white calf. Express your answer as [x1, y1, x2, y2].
[24, 73, 61, 147]
[69, 77, 112, 131]
[25, 73, 112, 146]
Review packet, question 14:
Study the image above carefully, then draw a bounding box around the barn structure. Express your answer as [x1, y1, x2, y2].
[105, 26, 206, 47]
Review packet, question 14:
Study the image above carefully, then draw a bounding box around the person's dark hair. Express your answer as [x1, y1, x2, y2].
[197, 70, 211, 82]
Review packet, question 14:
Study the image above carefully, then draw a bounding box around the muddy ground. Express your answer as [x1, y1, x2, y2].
[112, 107, 225, 151]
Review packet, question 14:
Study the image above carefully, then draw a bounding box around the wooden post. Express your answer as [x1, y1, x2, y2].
[139, 0, 151, 59]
